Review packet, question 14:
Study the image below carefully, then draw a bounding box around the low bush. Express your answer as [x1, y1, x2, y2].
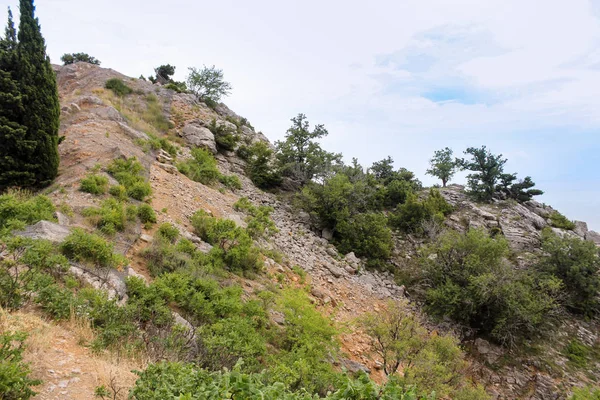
[0, 191, 55, 236]
[136, 133, 178, 157]
[549, 211, 576, 230]
[108, 184, 127, 201]
[538, 229, 600, 316]
[0, 332, 41, 399]
[107, 157, 152, 201]
[336, 212, 392, 266]
[137, 204, 157, 225]
[565, 339, 590, 368]
[390, 189, 453, 234]
[82, 198, 126, 235]
[177, 148, 221, 185]
[422, 229, 561, 346]
[105, 78, 133, 96]
[79, 173, 109, 195]
[571, 387, 600, 400]
[242, 141, 282, 189]
[61, 228, 124, 269]
[157, 223, 180, 243]
[233, 198, 278, 239]
[0, 237, 68, 310]
[218, 174, 241, 191]
[190, 210, 263, 273]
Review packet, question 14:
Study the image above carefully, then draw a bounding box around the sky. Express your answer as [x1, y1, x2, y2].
[2, 0, 599, 230]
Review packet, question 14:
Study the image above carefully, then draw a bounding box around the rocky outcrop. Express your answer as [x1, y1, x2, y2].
[180, 122, 217, 154]
[15, 221, 71, 243]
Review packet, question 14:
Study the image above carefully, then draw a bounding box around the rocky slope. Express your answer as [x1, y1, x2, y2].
[10, 62, 599, 399]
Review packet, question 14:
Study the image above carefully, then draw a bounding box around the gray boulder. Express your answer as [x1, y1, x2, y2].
[322, 228, 333, 241]
[573, 221, 589, 238]
[15, 221, 71, 243]
[585, 230, 600, 246]
[180, 123, 217, 154]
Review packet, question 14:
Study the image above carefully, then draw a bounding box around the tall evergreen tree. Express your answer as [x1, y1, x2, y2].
[16, 0, 60, 186]
[0, 8, 36, 188]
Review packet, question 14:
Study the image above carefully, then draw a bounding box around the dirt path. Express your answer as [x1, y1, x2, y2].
[1, 310, 140, 400]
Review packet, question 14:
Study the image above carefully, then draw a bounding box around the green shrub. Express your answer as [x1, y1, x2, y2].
[0, 192, 56, 236]
[233, 198, 278, 239]
[335, 212, 392, 266]
[384, 179, 414, 207]
[129, 362, 432, 400]
[243, 142, 282, 189]
[218, 174, 241, 191]
[107, 157, 152, 201]
[82, 198, 126, 235]
[177, 148, 221, 185]
[137, 204, 157, 224]
[571, 387, 600, 400]
[390, 189, 453, 234]
[109, 184, 127, 200]
[422, 229, 561, 346]
[0, 237, 68, 310]
[105, 78, 133, 96]
[79, 173, 109, 195]
[0, 332, 41, 399]
[136, 134, 178, 158]
[538, 229, 600, 316]
[36, 283, 76, 320]
[61, 228, 123, 269]
[157, 223, 180, 243]
[565, 339, 590, 368]
[549, 211, 576, 230]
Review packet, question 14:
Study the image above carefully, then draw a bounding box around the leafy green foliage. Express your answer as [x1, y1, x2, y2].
[0, 236, 68, 310]
[538, 229, 600, 316]
[360, 300, 480, 398]
[190, 210, 263, 273]
[177, 148, 221, 185]
[157, 223, 179, 243]
[336, 212, 392, 267]
[457, 146, 507, 202]
[0, 191, 55, 236]
[218, 174, 242, 191]
[457, 146, 542, 203]
[105, 78, 133, 96]
[136, 133, 178, 157]
[240, 141, 282, 189]
[0, 1, 60, 187]
[80, 173, 109, 195]
[422, 229, 561, 346]
[564, 339, 591, 368]
[276, 114, 342, 185]
[389, 189, 453, 234]
[209, 119, 239, 152]
[548, 211, 576, 230]
[82, 198, 126, 235]
[233, 197, 279, 239]
[137, 204, 157, 225]
[107, 157, 152, 201]
[60, 52, 100, 65]
[186, 65, 232, 103]
[61, 228, 124, 269]
[426, 147, 457, 187]
[571, 387, 600, 400]
[129, 362, 435, 400]
[497, 174, 544, 202]
[0, 331, 41, 399]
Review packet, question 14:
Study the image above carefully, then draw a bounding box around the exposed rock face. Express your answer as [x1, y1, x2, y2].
[586, 230, 600, 245]
[573, 221, 589, 238]
[15, 221, 71, 243]
[180, 123, 217, 154]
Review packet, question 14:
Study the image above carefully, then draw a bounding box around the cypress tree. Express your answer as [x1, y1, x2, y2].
[0, 8, 36, 188]
[16, 0, 60, 186]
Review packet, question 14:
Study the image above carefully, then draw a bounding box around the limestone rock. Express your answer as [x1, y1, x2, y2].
[345, 252, 360, 266]
[322, 228, 333, 240]
[340, 358, 371, 374]
[15, 221, 71, 243]
[180, 123, 217, 154]
[586, 230, 600, 246]
[573, 221, 588, 238]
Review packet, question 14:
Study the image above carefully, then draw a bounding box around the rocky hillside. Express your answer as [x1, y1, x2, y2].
[3, 62, 599, 399]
